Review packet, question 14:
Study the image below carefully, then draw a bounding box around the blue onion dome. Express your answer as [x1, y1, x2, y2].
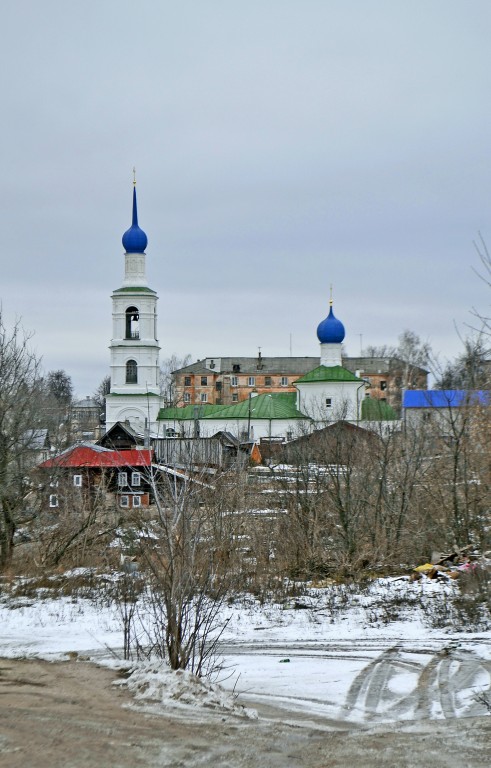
[317, 304, 345, 343]
[122, 186, 148, 253]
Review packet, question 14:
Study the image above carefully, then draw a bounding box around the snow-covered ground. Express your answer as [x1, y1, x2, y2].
[1, 575, 490, 725]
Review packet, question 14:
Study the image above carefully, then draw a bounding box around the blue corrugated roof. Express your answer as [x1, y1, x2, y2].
[403, 390, 489, 408]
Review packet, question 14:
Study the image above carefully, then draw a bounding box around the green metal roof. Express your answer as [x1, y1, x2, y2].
[113, 287, 157, 294]
[157, 404, 225, 421]
[158, 393, 307, 422]
[295, 365, 362, 383]
[361, 397, 398, 420]
[202, 392, 306, 420]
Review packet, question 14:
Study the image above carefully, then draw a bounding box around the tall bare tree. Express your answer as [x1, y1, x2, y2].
[160, 353, 192, 406]
[0, 314, 44, 569]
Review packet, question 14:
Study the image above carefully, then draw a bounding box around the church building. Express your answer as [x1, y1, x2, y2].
[105, 185, 397, 442]
[105, 183, 161, 435]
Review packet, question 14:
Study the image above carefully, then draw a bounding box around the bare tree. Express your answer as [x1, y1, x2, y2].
[40, 369, 74, 451]
[114, 455, 240, 674]
[160, 353, 192, 406]
[0, 314, 44, 569]
[93, 374, 111, 425]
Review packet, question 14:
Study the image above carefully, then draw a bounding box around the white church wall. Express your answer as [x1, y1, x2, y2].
[296, 381, 363, 422]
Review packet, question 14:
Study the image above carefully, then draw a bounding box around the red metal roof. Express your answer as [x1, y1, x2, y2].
[39, 445, 153, 469]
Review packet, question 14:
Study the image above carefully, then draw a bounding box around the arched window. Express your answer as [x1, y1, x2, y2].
[125, 306, 140, 339]
[126, 359, 137, 383]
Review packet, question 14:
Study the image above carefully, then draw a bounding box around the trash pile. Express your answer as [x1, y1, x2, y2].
[411, 544, 490, 581]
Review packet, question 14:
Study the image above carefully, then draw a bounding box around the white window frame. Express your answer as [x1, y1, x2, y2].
[200, 393, 208, 403]
[232, 393, 239, 402]
[49, 494, 58, 508]
[183, 392, 191, 403]
[231, 375, 238, 387]
[281, 376, 288, 386]
[131, 472, 141, 487]
[118, 472, 128, 487]
[248, 376, 255, 387]
[132, 496, 141, 508]
[73, 475, 82, 487]
[325, 398, 332, 408]
[120, 495, 129, 508]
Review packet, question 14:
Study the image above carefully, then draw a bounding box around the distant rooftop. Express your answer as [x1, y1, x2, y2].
[403, 390, 489, 409]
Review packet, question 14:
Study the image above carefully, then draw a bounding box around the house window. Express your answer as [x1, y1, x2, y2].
[325, 398, 332, 408]
[183, 392, 190, 403]
[201, 376, 208, 386]
[264, 376, 272, 386]
[126, 359, 138, 383]
[200, 393, 208, 403]
[184, 376, 192, 386]
[131, 472, 141, 486]
[118, 472, 128, 487]
[132, 496, 141, 508]
[49, 478, 59, 488]
[232, 364, 240, 372]
[281, 376, 288, 386]
[73, 475, 82, 487]
[231, 375, 238, 387]
[286, 431, 293, 441]
[120, 495, 129, 508]
[49, 494, 58, 508]
[232, 393, 239, 402]
[380, 380, 387, 391]
[248, 376, 255, 386]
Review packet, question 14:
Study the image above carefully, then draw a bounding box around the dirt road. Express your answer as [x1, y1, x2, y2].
[1, 658, 490, 768]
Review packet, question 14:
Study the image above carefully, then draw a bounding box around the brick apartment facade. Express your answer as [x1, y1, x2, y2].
[172, 354, 428, 415]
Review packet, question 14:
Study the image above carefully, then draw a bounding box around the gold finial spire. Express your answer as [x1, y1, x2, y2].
[329, 283, 333, 306]
[133, 167, 136, 186]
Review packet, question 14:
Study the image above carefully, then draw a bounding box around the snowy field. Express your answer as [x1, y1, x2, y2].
[1, 575, 491, 727]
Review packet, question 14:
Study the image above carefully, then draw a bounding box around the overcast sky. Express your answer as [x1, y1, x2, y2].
[2, 1, 491, 396]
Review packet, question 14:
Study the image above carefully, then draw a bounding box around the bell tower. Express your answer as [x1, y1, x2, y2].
[105, 178, 161, 434]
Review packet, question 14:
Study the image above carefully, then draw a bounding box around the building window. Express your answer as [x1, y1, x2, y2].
[118, 472, 128, 487]
[325, 398, 332, 408]
[281, 376, 288, 386]
[126, 359, 138, 384]
[232, 364, 240, 372]
[184, 376, 191, 386]
[49, 494, 58, 508]
[120, 495, 129, 508]
[264, 376, 272, 387]
[286, 431, 293, 441]
[232, 393, 239, 402]
[380, 380, 387, 391]
[248, 376, 255, 387]
[131, 472, 141, 486]
[73, 475, 82, 487]
[49, 478, 59, 488]
[132, 496, 141, 508]
[183, 392, 190, 403]
[201, 376, 208, 386]
[231, 375, 238, 387]
[200, 393, 208, 403]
